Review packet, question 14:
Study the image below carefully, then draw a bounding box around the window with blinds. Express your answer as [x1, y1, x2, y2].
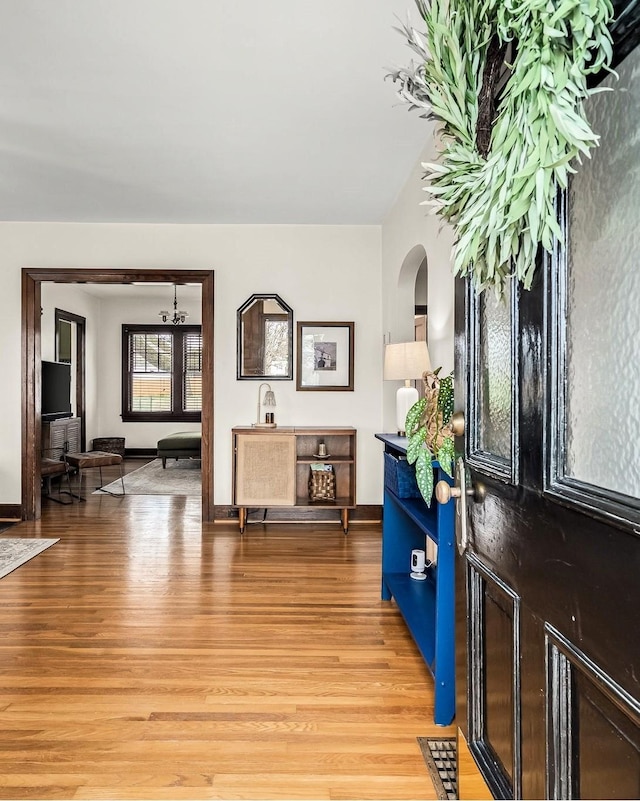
[122, 325, 202, 422]
[183, 332, 202, 412]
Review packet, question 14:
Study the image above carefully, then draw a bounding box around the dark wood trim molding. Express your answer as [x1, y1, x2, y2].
[0, 505, 22, 522]
[21, 268, 215, 522]
[22, 271, 41, 520]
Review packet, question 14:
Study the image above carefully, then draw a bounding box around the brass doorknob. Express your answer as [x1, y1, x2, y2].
[435, 481, 461, 504]
[450, 411, 465, 437]
[435, 479, 485, 505]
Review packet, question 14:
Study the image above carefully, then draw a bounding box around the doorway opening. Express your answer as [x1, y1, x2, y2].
[54, 308, 86, 450]
[22, 268, 214, 522]
[414, 257, 428, 339]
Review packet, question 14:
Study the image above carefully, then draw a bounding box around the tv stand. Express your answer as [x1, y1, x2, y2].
[42, 416, 81, 458]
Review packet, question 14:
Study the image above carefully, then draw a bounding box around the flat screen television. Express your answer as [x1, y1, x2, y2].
[41, 360, 72, 421]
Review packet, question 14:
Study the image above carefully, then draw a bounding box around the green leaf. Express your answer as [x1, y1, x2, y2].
[436, 437, 455, 477]
[437, 374, 454, 422]
[405, 398, 426, 437]
[415, 449, 435, 506]
[406, 427, 427, 465]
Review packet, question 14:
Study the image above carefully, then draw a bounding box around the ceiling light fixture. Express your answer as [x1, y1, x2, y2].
[159, 285, 189, 325]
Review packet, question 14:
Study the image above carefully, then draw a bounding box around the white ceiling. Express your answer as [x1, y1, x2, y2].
[0, 0, 431, 225]
[77, 283, 202, 301]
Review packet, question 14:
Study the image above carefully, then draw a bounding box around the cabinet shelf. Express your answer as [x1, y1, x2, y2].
[375, 433, 455, 726]
[233, 426, 356, 533]
[385, 490, 440, 545]
[295, 495, 354, 508]
[382, 572, 437, 667]
[296, 455, 354, 464]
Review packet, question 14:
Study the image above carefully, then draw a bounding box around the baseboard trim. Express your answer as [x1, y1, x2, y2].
[0, 504, 22, 522]
[125, 448, 157, 458]
[214, 504, 381, 524]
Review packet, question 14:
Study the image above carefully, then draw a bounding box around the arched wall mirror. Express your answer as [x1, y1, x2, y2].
[237, 294, 293, 380]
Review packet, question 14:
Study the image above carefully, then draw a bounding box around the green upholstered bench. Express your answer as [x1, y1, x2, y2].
[157, 431, 202, 468]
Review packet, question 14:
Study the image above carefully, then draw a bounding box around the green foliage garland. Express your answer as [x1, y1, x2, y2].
[389, 0, 614, 294]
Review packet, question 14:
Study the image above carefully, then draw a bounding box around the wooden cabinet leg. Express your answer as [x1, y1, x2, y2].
[341, 509, 349, 534]
[238, 507, 246, 534]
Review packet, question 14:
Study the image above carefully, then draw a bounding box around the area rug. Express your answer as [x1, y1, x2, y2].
[94, 458, 201, 496]
[417, 737, 457, 800]
[0, 538, 59, 579]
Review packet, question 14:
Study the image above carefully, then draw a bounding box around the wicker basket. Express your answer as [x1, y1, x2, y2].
[91, 437, 126, 458]
[308, 465, 336, 501]
[383, 451, 421, 498]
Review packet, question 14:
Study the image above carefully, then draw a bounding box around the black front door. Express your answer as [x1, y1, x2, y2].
[453, 10, 640, 798]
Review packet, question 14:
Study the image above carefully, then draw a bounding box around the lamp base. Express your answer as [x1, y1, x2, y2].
[396, 385, 419, 435]
[252, 423, 278, 428]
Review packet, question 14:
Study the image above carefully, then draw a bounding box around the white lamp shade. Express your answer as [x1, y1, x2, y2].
[384, 341, 431, 434]
[383, 341, 431, 380]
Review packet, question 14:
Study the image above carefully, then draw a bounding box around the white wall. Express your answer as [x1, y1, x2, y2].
[0, 223, 383, 507]
[380, 136, 456, 433]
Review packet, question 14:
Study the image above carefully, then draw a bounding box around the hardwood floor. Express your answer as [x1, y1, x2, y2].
[0, 463, 453, 800]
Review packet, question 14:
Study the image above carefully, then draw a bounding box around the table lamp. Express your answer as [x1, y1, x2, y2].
[384, 341, 431, 435]
[253, 382, 277, 427]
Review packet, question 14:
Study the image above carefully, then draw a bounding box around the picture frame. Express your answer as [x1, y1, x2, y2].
[296, 321, 354, 391]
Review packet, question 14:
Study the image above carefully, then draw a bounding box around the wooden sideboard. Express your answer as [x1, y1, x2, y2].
[232, 426, 356, 533]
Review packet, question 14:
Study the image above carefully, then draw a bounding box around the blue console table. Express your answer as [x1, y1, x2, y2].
[375, 433, 455, 726]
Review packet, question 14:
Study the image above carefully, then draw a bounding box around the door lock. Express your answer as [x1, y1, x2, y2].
[435, 457, 485, 555]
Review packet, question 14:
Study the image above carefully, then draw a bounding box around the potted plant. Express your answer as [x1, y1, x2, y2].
[404, 369, 455, 505]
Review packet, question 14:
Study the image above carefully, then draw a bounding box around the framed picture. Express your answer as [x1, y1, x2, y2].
[296, 321, 354, 391]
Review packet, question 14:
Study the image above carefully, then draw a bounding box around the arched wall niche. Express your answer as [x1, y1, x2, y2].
[391, 241, 454, 376]
[393, 243, 428, 345]
[382, 244, 429, 433]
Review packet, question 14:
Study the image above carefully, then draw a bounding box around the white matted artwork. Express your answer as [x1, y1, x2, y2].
[296, 322, 354, 391]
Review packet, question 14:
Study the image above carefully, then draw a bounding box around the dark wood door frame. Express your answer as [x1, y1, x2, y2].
[22, 268, 215, 522]
[54, 308, 87, 450]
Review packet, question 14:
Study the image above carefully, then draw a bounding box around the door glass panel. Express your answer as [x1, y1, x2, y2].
[478, 285, 512, 460]
[566, 47, 640, 499]
[56, 319, 72, 363]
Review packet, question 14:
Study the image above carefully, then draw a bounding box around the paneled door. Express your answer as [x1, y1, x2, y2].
[452, 10, 640, 798]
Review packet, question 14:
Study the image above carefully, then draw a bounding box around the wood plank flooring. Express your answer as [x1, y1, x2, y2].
[0, 462, 453, 800]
